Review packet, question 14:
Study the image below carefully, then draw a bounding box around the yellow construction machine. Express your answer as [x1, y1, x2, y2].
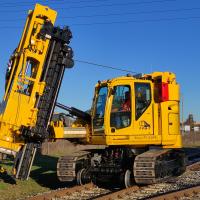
[0, 3, 185, 188]
[57, 72, 186, 187]
[0, 4, 73, 180]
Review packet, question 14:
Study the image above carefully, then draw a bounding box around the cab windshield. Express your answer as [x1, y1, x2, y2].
[93, 86, 108, 134]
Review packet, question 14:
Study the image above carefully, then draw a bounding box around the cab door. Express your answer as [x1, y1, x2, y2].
[108, 84, 133, 136]
[133, 82, 154, 135]
[107, 81, 154, 138]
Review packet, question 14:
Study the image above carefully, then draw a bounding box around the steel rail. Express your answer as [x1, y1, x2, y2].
[28, 183, 94, 200]
[95, 160, 200, 200]
[149, 185, 200, 200]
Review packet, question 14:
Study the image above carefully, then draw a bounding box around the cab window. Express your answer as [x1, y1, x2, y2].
[135, 83, 151, 120]
[93, 86, 108, 133]
[110, 85, 131, 129]
[95, 87, 107, 118]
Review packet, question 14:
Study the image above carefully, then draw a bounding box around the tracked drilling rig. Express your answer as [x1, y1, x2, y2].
[0, 4, 185, 188]
[0, 4, 73, 180]
[57, 72, 186, 187]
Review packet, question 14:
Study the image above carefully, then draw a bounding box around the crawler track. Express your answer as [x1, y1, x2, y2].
[27, 148, 200, 200]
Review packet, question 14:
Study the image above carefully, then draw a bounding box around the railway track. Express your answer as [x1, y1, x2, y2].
[149, 185, 200, 200]
[27, 148, 200, 200]
[95, 165, 200, 200]
[27, 183, 110, 200]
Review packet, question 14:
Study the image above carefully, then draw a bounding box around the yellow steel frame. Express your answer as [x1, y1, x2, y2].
[0, 4, 57, 154]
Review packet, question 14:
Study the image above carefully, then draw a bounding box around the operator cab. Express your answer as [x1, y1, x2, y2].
[91, 76, 153, 145]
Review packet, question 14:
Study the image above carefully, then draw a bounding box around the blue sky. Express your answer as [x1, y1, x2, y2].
[0, 0, 199, 121]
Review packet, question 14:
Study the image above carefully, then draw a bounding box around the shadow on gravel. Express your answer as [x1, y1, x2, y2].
[183, 147, 200, 157]
[30, 152, 75, 189]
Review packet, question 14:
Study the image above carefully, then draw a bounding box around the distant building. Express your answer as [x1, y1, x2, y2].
[182, 114, 200, 132]
[183, 125, 190, 132]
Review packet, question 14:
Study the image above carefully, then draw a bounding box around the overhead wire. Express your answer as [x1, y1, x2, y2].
[0, 1, 198, 28]
[59, 7, 200, 19]
[54, 0, 177, 10]
[69, 15, 200, 26]
[0, 15, 200, 29]
[0, 0, 110, 7]
[0, 0, 177, 12]
[75, 59, 137, 74]
[0, 7, 200, 22]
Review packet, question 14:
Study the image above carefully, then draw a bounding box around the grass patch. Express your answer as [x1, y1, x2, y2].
[0, 152, 71, 200]
[0, 183, 6, 190]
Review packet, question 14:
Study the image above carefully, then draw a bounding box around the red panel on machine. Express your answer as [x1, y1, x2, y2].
[161, 82, 169, 102]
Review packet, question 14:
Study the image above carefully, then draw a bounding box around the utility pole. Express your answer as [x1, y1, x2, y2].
[181, 93, 184, 134]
